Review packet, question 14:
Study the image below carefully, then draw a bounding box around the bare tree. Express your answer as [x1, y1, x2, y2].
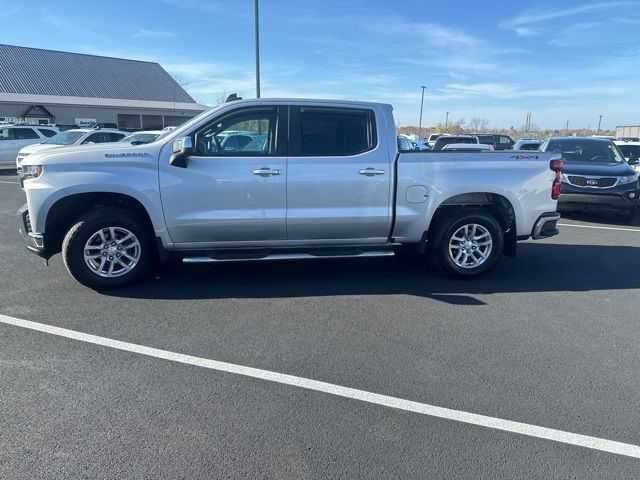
[216, 92, 229, 105]
[468, 117, 489, 133]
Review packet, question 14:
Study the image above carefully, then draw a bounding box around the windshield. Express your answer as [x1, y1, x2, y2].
[119, 133, 161, 144]
[45, 131, 85, 145]
[617, 144, 640, 159]
[545, 139, 625, 163]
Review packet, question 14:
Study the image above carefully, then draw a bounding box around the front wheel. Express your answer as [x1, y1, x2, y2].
[429, 209, 504, 279]
[62, 208, 154, 289]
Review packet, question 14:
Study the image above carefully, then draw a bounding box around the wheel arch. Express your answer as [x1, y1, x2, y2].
[427, 192, 518, 257]
[43, 192, 155, 258]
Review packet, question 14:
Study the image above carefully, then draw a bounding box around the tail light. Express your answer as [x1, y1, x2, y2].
[550, 158, 563, 200]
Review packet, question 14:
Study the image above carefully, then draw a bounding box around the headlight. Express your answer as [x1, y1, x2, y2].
[618, 174, 638, 185]
[21, 165, 43, 179]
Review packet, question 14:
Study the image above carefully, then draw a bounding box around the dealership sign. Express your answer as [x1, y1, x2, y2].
[75, 118, 97, 127]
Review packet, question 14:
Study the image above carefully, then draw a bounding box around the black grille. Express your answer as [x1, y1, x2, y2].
[567, 176, 616, 188]
[24, 213, 33, 234]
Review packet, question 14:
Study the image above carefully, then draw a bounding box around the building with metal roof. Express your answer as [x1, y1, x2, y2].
[0, 44, 208, 129]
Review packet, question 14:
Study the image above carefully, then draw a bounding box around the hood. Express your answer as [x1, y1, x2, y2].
[562, 161, 635, 176]
[19, 143, 66, 155]
[20, 140, 165, 167]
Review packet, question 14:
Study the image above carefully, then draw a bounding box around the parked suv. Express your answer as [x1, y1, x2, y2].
[614, 141, 640, 174]
[539, 137, 639, 222]
[514, 139, 542, 151]
[427, 133, 448, 148]
[16, 129, 127, 173]
[0, 125, 58, 166]
[476, 134, 515, 150]
[432, 135, 478, 150]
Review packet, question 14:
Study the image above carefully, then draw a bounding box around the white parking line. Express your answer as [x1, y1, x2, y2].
[0, 180, 19, 184]
[558, 223, 640, 233]
[1, 313, 639, 459]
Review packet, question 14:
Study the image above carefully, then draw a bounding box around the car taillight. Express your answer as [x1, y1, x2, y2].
[550, 158, 562, 200]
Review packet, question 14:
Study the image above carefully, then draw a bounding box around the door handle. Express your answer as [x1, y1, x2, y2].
[358, 168, 385, 176]
[252, 167, 282, 176]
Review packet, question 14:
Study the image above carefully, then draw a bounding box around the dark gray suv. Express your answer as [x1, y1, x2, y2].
[476, 134, 515, 150]
[539, 137, 639, 222]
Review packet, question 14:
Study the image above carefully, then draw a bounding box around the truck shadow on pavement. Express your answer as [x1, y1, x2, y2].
[103, 243, 640, 305]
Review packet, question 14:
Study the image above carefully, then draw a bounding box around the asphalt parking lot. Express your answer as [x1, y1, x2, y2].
[1, 168, 640, 479]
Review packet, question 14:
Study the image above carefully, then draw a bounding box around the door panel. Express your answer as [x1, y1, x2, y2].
[286, 106, 391, 243]
[159, 106, 287, 245]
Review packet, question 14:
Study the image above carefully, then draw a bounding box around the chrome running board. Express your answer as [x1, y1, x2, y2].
[182, 250, 395, 264]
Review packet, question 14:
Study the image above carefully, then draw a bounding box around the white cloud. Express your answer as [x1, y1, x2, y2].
[514, 27, 539, 36]
[548, 22, 600, 46]
[134, 29, 176, 38]
[501, 1, 640, 30]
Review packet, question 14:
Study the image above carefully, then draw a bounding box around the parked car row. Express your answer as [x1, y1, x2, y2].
[1, 123, 168, 170]
[402, 133, 516, 151]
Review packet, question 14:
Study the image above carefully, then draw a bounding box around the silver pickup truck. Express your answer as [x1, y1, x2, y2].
[18, 98, 562, 289]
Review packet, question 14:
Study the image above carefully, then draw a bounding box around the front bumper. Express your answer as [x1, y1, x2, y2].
[531, 212, 561, 240]
[558, 182, 638, 211]
[17, 203, 47, 258]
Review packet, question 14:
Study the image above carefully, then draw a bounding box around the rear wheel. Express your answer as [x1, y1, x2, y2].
[429, 209, 504, 278]
[62, 208, 153, 289]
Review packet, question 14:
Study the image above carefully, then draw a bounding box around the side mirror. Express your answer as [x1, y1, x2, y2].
[628, 157, 639, 165]
[170, 136, 193, 168]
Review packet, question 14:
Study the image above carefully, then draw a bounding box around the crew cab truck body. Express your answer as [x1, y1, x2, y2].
[18, 99, 561, 289]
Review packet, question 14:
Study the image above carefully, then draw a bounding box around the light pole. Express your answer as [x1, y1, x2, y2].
[596, 115, 603, 134]
[565, 120, 569, 136]
[445, 111, 449, 129]
[418, 85, 426, 140]
[254, 0, 261, 98]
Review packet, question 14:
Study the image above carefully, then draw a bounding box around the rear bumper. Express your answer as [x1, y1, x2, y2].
[531, 212, 561, 240]
[17, 203, 48, 258]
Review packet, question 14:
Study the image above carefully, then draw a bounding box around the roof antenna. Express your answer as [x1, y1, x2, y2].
[225, 93, 242, 102]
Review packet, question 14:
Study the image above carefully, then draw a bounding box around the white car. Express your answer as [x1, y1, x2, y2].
[614, 140, 640, 174]
[119, 130, 165, 145]
[427, 133, 449, 148]
[16, 129, 127, 172]
[442, 143, 494, 151]
[0, 125, 59, 167]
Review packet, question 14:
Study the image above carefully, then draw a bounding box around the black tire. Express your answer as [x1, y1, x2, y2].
[62, 208, 154, 289]
[428, 209, 504, 279]
[617, 209, 635, 224]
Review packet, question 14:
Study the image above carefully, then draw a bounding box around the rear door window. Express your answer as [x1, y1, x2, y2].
[290, 107, 376, 156]
[13, 128, 39, 140]
[38, 128, 57, 138]
[520, 143, 540, 151]
[107, 133, 126, 142]
[0, 128, 14, 140]
[82, 133, 109, 144]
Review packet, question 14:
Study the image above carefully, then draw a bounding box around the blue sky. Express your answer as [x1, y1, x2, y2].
[1, 0, 639, 129]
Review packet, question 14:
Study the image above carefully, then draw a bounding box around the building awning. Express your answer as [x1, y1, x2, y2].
[21, 104, 55, 118]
